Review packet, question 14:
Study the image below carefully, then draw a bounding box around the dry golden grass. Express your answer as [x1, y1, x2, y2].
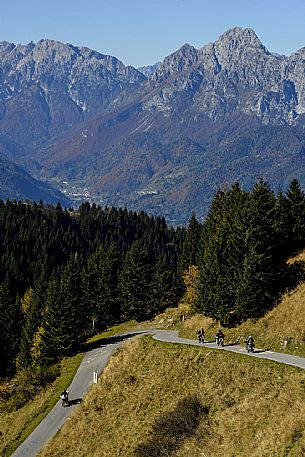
[38, 336, 305, 457]
[0, 353, 83, 457]
[175, 249, 305, 356]
[177, 281, 305, 357]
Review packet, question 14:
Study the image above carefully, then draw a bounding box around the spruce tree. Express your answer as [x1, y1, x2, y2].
[39, 277, 65, 365]
[197, 181, 286, 324]
[285, 179, 305, 254]
[60, 254, 86, 347]
[178, 213, 202, 276]
[81, 245, 106, 333]
[96, 244, 121, 325]
[119, 241, 152, 321]
[151, 253, 174, 314]
[17, 272, 47, 369]
[234, 180, 285, 320]
[0, 284, 21, 377]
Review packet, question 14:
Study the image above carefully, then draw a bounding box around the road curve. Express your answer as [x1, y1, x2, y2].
[11, 329, 305, 457]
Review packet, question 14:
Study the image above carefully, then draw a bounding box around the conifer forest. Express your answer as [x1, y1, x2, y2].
[1, 178, 305, 380]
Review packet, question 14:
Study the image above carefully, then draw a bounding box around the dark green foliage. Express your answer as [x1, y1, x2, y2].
[0, 200, 183, 375]
[0, 284, 21, 377]
[40, 257, 85, 365]
[197, 180, 302, 325]
[134, 396, 208, 457]
[151, 253, 176, 314]
[178, 212, 202, 275]
[235, 180, 285, 320]
[197, 185, 247, 323]
[82, 244, 121, 331]
[285, 179, 305, 255]
[119, 241, 153, 321]
[17, 272, 48, 369]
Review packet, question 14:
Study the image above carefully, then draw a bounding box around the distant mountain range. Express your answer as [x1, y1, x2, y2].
[0, 27, 304, 223]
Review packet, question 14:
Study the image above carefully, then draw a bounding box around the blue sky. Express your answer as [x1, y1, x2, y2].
[1, 0, 304, 68]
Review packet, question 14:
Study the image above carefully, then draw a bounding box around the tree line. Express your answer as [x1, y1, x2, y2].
[182, 179, 305, 325]
[0, 201, 184, 377]
[1, 178, 305, 380]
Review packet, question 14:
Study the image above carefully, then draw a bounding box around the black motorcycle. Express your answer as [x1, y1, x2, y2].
[246, 342, 255, 353]
[216, 336, 224, 347]
[60, 391, 69, 407]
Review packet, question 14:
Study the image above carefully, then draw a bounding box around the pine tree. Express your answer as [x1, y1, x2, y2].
[17, 272, 47, 369]
[178, 213, 202, 276]
[0, 284, 21, 377]
[285, 179, 305, 254]
[151, 253, 174, 314]
[119, 241, 152, 321]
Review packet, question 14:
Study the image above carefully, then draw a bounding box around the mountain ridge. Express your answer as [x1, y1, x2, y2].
[0, 27, 305, 223]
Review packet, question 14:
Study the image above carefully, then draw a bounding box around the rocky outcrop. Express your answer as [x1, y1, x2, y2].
[0, 29, 305, 223]
[146, 27, 305, 125]
[138, 62, 161, 77]
[0, 39, 146, 145]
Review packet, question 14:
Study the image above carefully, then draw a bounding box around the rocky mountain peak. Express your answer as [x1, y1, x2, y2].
[151, 43, 198, 84]
[217, 26, 265, 46]
[211, 26, 270, 65]
[162, 43, 198, 71]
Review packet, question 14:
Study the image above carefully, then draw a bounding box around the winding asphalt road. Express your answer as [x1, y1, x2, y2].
[11, 329, 305, 457]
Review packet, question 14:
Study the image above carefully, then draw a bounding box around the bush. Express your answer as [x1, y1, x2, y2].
[1, 364, 60, 412]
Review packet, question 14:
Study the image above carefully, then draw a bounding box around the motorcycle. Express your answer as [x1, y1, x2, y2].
[198, 334, 205, 343]
[60, 392, 69, 407]
[246, 342, 255, 353]
[216, 336, 224, 347]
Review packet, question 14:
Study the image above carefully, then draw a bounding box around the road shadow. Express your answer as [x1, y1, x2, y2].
[63, 398, 83, 407]
[69, 398, 83, 406]
[84, 331, 149, 351]
[222, 342, 239, 347]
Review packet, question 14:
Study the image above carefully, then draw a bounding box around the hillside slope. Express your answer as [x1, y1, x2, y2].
[38, 336, 305, 457]
[163, 251, 305, 356]
[0, 150, 70, 205]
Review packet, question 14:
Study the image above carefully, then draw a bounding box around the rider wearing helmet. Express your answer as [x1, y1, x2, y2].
[215, 329, 225, 346]
[245, 335, 255, 352]
[60, 389, 69, 403]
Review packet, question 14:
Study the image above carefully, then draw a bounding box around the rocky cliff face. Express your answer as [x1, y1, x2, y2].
[0, 28, 305, 223]
[0, 39, 146, 147]
[146, 27, 305, 125]
[138, 62, 161, 77]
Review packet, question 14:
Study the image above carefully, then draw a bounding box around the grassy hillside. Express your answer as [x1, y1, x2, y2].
[0, 354, 83, 457]
[174, 252, 305, 356]
[5, 253, 305, 456]
[38, 336, 305, 457]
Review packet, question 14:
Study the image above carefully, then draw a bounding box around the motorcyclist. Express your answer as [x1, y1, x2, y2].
[245, 335, 255, 352]
[215, 329, 225, 346]
[60, 389, 69, 405]
[197, 328, 205, 343]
